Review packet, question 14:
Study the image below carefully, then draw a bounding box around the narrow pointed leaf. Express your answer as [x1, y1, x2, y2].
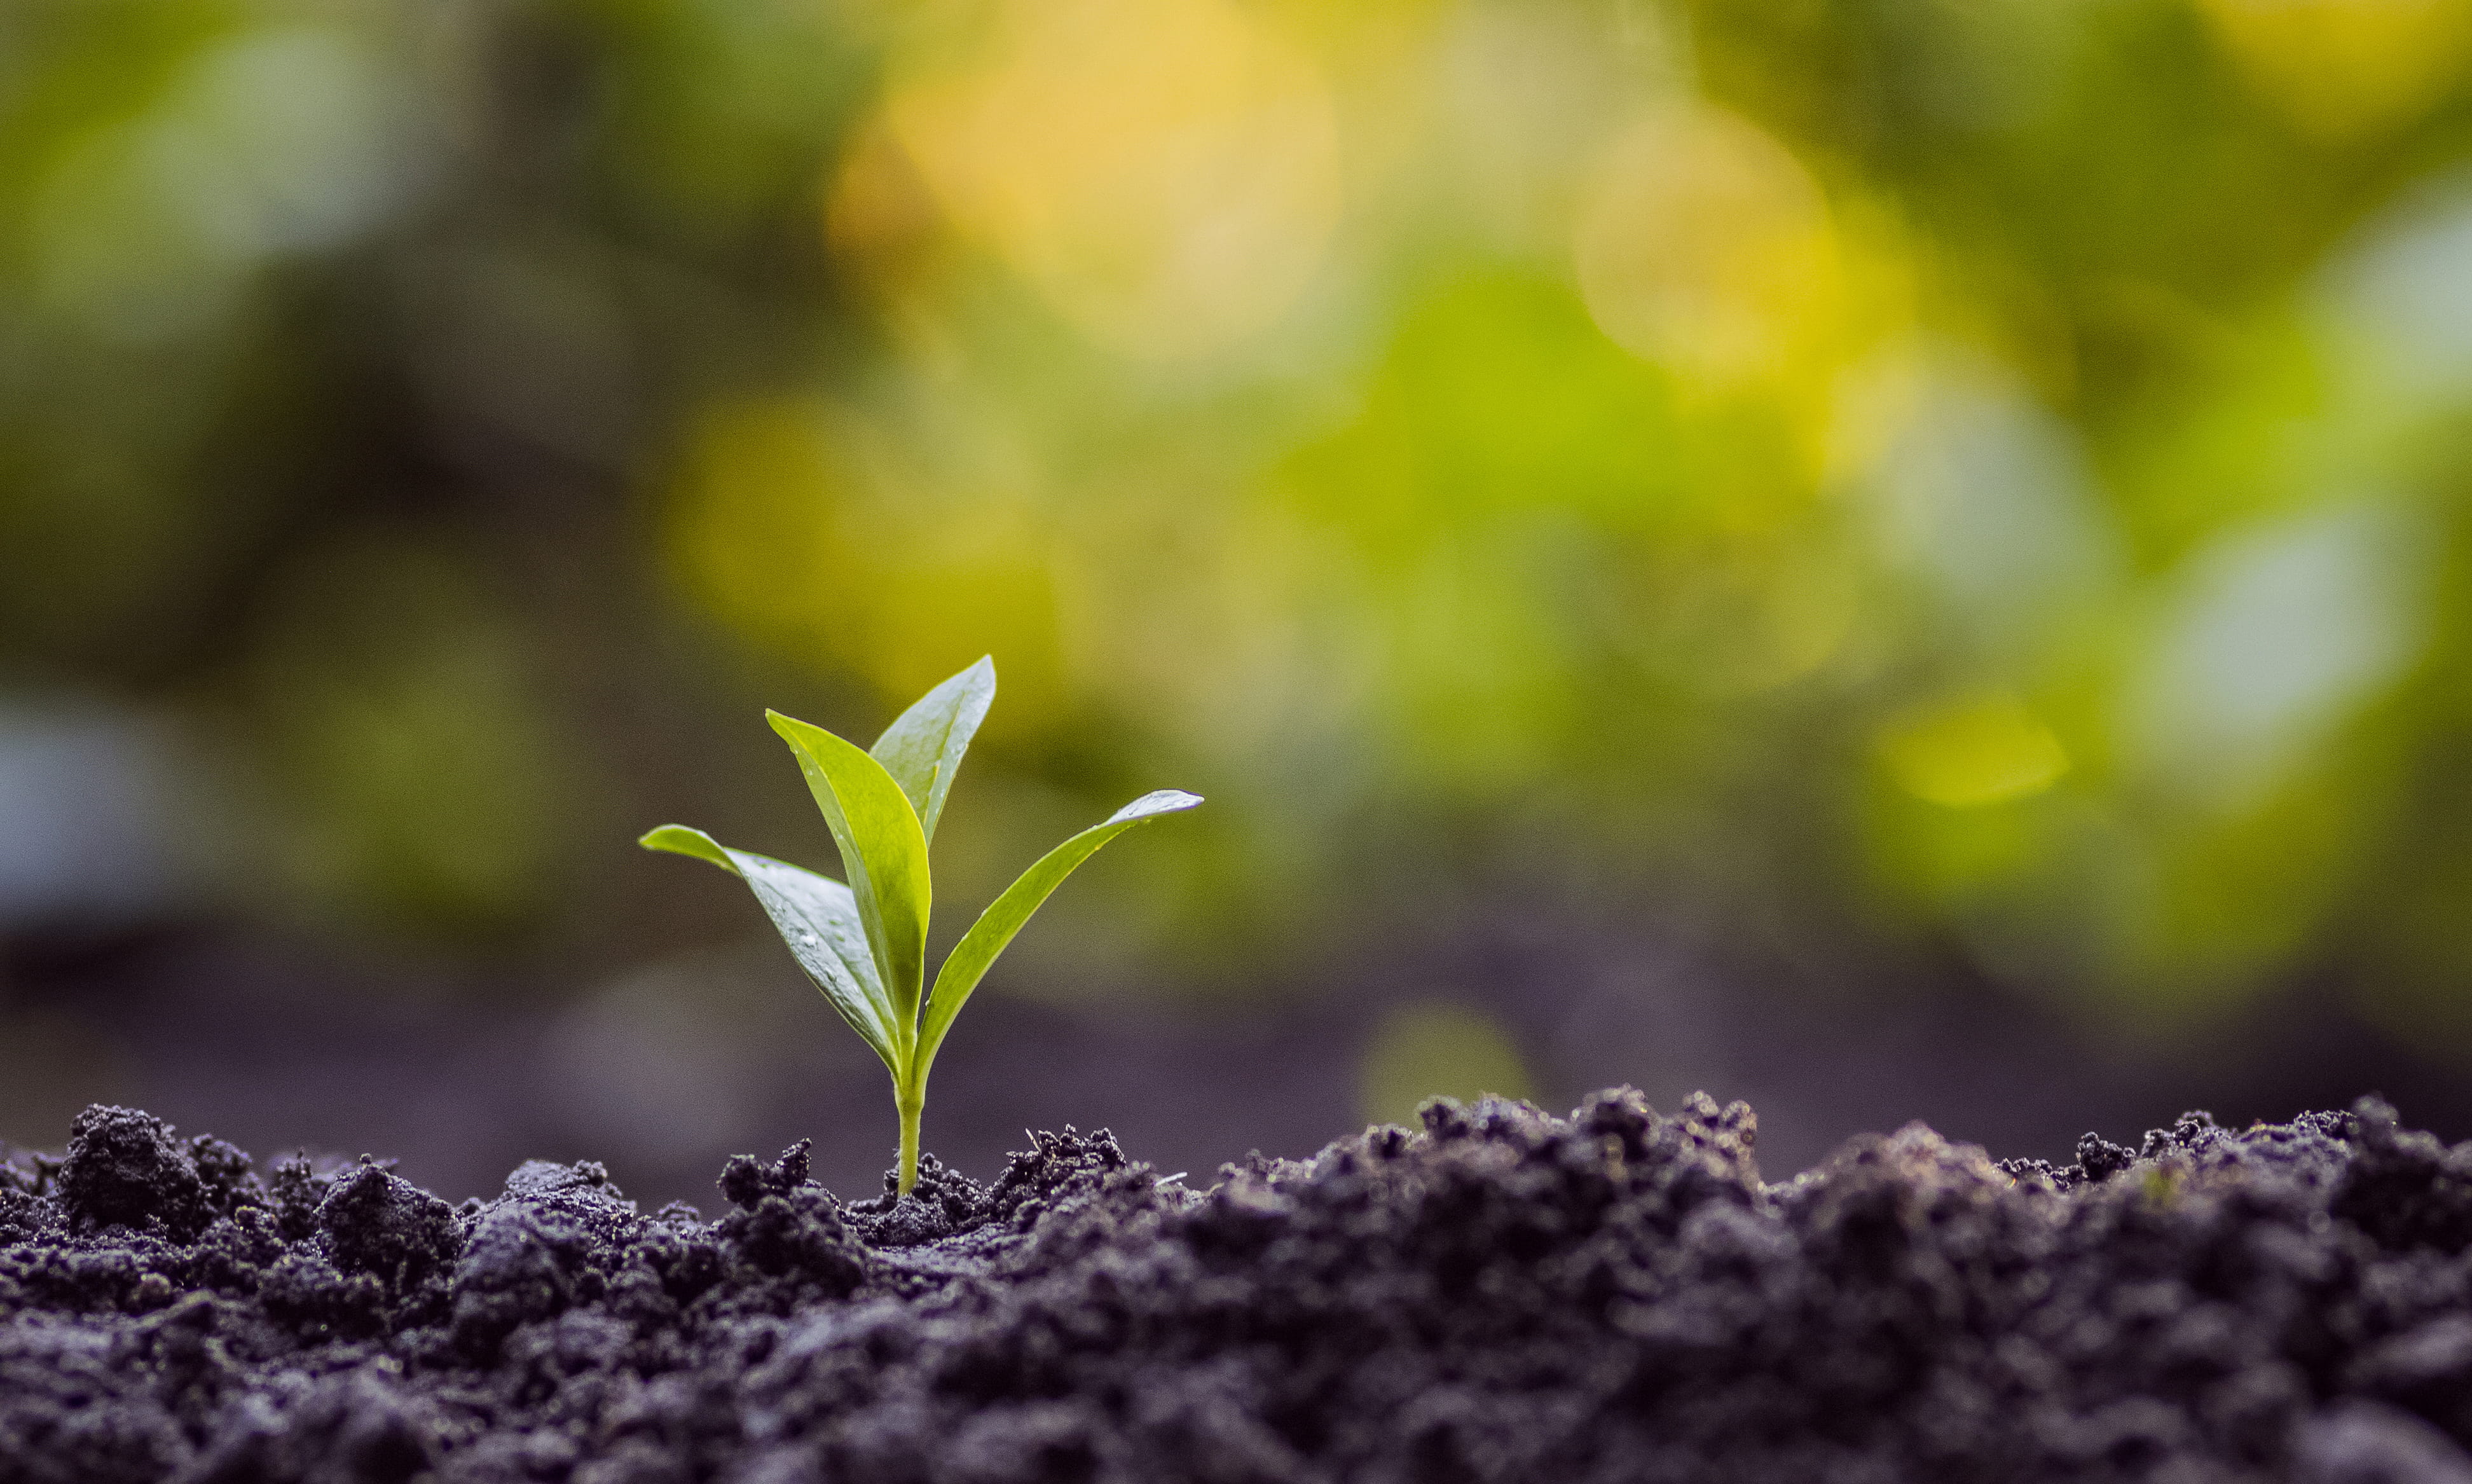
[767, 712, 933, 1053]
[638, 825, 898, 1073]
[870, 657, 995, 847]
[916, 790, 1202, 1075]
[638, 823, 734, 872]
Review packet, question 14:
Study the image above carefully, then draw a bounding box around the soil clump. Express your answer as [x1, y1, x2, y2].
[5, 1092, 2472, 1482]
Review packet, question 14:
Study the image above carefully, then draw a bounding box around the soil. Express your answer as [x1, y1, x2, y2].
[4, 1094, 2472, 1484]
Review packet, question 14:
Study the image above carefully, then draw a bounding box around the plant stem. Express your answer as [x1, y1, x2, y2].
[896, 1084, 924, 1196]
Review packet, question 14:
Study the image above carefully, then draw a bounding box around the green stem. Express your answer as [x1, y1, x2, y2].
[896, 1083, 924, 1196]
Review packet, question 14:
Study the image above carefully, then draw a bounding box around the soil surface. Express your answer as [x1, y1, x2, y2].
[5, 1094, 2472, 1483]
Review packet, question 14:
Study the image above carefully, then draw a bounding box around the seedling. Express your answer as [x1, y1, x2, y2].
[639, 658, 1200, 1195]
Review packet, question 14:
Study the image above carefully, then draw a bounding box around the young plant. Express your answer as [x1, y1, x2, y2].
[638, 658, 1200, 1195]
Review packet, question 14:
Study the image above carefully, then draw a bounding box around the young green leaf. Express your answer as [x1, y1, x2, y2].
[637, 825, 899, 1073]
[766, 712, 933, 1050]
[870, 657, 995, 846]
[915, 789, 1204, 1076]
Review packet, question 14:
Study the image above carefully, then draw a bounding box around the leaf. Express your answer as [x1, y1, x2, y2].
[767, 711, 933, 1054]
[638, 825, 899, 1073]
[870, 657, 996, 847]
[915, 789, 1202, 1075]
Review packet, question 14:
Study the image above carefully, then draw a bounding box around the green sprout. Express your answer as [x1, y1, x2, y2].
[638, 657, 1200, 1195]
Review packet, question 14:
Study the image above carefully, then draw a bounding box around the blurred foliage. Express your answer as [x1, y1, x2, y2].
[7, 0, 2472, 1041]
[1360, 1001, 1534, 1126]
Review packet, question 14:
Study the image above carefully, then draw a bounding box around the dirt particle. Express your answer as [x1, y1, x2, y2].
[55, 1104, 211, 1238]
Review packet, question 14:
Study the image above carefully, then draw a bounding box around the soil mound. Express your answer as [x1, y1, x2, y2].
[5, 1092, 2472, 1482]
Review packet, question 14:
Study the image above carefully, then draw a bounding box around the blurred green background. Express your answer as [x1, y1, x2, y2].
[8, 0, 2472, 1202]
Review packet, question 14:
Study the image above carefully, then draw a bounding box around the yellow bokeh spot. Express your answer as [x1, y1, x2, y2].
[661, 395, 1068, 729]
[1359, 1003, 1535, 1127]
[882, 0, 1342, 362]
[2197, 0, 2472, 138]
[825, 120, 947, 294]
[1878, 692, 2071, 808]
[1573, 107, 1840, 387]
[664, 398, 851, 653]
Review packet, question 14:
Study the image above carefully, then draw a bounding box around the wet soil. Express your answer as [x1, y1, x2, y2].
[5, 1093, 2472, 1483]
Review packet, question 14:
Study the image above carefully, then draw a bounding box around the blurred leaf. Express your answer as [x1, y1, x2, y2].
[1878, 693, 2070, 808]
[1359, 1003, 1534, 1127]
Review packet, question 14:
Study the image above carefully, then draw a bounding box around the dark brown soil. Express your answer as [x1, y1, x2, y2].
[5, 1092, 2472, 1483]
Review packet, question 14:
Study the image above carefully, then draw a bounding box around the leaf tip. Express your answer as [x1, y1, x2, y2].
[638, 824, 742, 874]
[1108, 788, 1204, 825]
[766, 709, 833, 753]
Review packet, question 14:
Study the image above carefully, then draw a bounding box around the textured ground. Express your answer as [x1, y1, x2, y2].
[4, 1093, 2472, 1483]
